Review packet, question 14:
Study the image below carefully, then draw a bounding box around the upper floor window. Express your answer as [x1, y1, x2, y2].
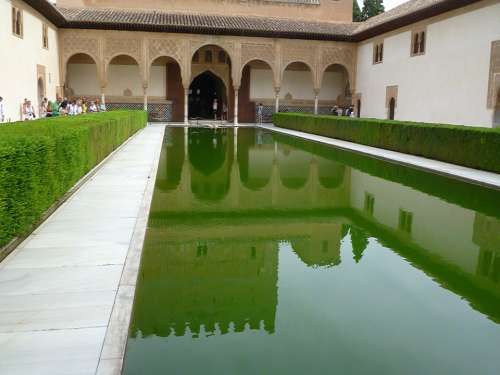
[42, 24, 49, 49]
[204, 50, 213, 63]
[12, 7, 23, 38]
[411, 30, 426, 56]
[373, 42, 384, 64]
[192, 51, 199, 63]
[218, 50, 226, 64]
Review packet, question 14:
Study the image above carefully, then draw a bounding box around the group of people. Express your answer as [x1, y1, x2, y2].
[37, 96, 106, 119]
[0, 96, 107, 123]
[331, 105, 355, 117]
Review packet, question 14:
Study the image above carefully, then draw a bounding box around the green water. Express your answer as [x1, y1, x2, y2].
[123, 127, 500, 375]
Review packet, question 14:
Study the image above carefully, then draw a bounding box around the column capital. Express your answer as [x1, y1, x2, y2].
[313, 88, 321, 96]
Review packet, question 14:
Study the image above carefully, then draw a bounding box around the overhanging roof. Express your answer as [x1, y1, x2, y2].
[24, 0, 486, 42]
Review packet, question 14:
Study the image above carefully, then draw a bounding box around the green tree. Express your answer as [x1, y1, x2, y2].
[353, 0, 363, 22]
[361, 0, 385, 21]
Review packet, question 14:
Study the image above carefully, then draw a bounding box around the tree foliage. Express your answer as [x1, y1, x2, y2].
[360, 0, 385, 21]
[353, 0, 363, 22]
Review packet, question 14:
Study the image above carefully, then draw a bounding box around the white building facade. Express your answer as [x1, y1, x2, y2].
[0, 0, 499, 127]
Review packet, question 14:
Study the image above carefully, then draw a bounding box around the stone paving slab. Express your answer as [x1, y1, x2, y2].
[259, 124, 500, 190]
[0, 125, 165, 375]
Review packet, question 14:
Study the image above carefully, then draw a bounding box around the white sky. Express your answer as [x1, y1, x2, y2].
[356, 0, 408, 11]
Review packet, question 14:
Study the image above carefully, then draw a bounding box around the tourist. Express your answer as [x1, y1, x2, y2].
[25, 100, 36, 120]
[257, 103, 264, 124]
[59, 97, 68, 115]
[98, 99, 106, 112]
[0, 96, 5, 123]
[40, 97, 49, 118]
[76, 99, 83, 115]
[46, 100, 59, 117]
[331, 106, 339, 116]
[88, 101, 98, 112]
[212, 98, 218, 120]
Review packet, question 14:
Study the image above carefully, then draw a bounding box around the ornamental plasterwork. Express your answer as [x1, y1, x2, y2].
[104, 38, 142, 65]
[148, 38, 184, 66]
[61, 35, 100, 65]
[281, 44, 317, 72]
[240, 43, 276, 69]
[319, 46, 356, 86]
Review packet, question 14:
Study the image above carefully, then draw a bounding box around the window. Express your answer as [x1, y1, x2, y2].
[12, 7, 23, 38]
[373, 41, 384, 64]
[218, 50, 226, 64]
[364, 193, 375, 215]
[204, 50, 213, 63]
[398, 209, 413, 234]
[42, 24, 49, 49]
[411, 30, 426, 56]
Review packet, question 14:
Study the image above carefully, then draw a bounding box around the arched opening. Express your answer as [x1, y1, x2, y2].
[190, 45, 232, 121]
[242, 59, 274, 122]
[189, 71, 227, 120]
[494, 89, 500, 128]
[320, 64, 351, 115]
[66, 53, 99, 100]
[357, 99, 361, 118]
[106, 55, 142, 111]
[37, 77, 45, 112]
[150, 56, 183, 122]
[281, 62, 314, 113]
[388, 97, 396, 120]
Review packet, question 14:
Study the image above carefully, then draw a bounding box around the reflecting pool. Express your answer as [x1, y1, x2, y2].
[123, 127, 500, 375]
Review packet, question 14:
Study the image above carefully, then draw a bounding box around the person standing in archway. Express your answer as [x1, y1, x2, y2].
[212, 98, 218, 120]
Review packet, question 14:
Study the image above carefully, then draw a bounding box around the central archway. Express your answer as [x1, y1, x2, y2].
[189, 71, 227, 119]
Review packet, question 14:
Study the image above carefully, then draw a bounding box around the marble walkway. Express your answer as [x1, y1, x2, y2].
[0, 124, 165, 375]
[259, 124, 500, 190]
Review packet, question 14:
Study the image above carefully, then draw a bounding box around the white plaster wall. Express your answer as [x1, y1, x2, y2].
[350, 169, 480, 274]
[0, 0, 60, 121]
[250, 68, 343, 101]
[355, 1, 500, 127]
[66, 64, 166, 97]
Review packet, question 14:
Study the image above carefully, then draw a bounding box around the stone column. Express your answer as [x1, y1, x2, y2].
[143, 85, 148, 111]
[314, 89, 320, 115]
[274, 87, 280, 113]
[100, 86, 106, 109]
[234, 87, 239, 126]
[184, 88, 189, 125]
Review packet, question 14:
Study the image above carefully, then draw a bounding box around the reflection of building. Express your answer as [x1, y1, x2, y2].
[130, 237, 279, 338]
[3, 1, 499, 126]
[144, 128, 500, 327]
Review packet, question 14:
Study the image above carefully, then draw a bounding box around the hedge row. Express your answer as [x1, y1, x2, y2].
[0, 111, 147, 247]
[272, 113, 500, 174]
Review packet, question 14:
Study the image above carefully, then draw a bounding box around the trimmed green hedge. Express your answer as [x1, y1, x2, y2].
[273, 113, 500, 174]
[0, 111, 147, 247]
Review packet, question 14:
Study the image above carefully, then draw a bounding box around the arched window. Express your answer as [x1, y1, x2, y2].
[379, 44, 384, 62]
[42, 24, 49, 49]
[419, 32, 426, 54]
[413, 33, 420, 55]
[192, 51, 199, 63]
[218, 50, 226, 64]
[205, 50, 213, 63]
[12, 7, 23, 37]
[389, 97, 396, 120]
[374, 45, 379, 64]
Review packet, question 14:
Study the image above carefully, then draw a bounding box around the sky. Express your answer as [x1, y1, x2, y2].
[356, 0, 408, 11]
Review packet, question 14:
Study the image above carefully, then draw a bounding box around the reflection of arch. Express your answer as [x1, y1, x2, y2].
[237, 129, 272, 190]
[389, 97, 396, 120]
[318, 159, 345, 189]
[156, 128, 185, 191]
[291, 238, 341, 268]
[278, 148, 309, 190]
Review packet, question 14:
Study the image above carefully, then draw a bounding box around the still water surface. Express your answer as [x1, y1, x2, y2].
[123, 128, 500, 375]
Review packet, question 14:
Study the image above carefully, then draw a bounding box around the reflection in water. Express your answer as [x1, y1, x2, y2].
[124, 128, 500, 375]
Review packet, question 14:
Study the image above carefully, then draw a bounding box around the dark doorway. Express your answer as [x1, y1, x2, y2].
[189, 71, 227, 119]
[389, 97, 396, 120]
[357, 99, 361, 118]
